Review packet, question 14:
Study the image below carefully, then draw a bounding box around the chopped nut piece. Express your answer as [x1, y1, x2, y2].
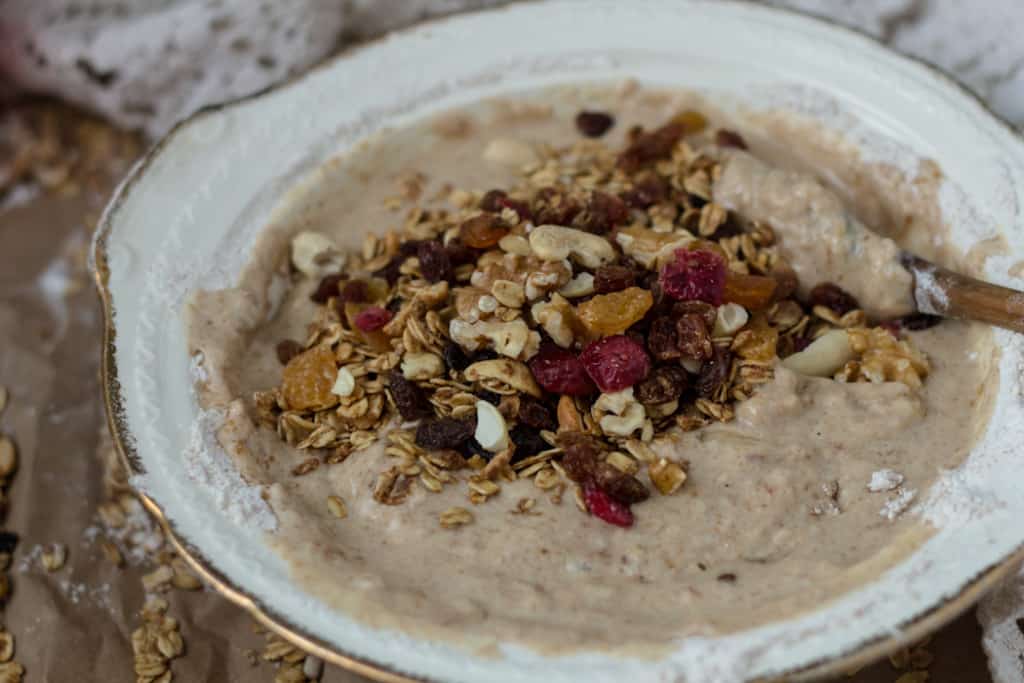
[649, 458, 688, 495]
[401, 352, 445, 380]
[290, 231, 344, 277]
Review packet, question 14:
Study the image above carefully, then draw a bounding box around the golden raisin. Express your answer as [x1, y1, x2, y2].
[459, 214, 509, 248]
[576, 286, 653, 338]
[672, 110, 708, 134]
[723, 273, 777, 310]
[281, 345, 339, 410]
[731, 317, 778, 362]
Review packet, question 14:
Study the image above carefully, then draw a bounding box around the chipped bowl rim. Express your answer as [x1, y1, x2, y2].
[93, 1, 1024, 681]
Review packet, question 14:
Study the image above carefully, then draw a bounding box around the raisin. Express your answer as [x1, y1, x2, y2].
[635, 365, 688, 404]
[676, 313, 713, 361]
[417, 240, 452, 283]
[476, 390, 502, 406]
[672, 301, 718, 331]
[576, 287, 654, 338]
[696, 346, 731, 398]
[660, 248, 727, 305]
[509, 425, 549, 462]
[528, 344, 595, 395]
[373, 254, 405, 285]
[415, 417, 476, 450]
[0, 531, 18, 554]
[580, 335, 651, 393]
[583, 484, 634, 528]
[388, 370, 432, 420]
[573, 191, 629, 234]
[444, 243, 479, 267]
[898, 313, 942, 331]
[715, 129, 748, 149]
[723, 273, 777, 310]
[618, 121, 685, 172]
[558, 432, 603, 483]
[459, 214, 509, 248]
[620, 172, 669, 209]
[517, 398, 557, 431]
[594, 462, 649, 504]
[648, 317, 681, 361]
[593, 265, 637, 294]
[479, 189, 508, 212]
[339, 279, 368, 303]
[310, 273, 343, 303]
[354, 306, 393, 332]
[275, 339, 304, 365]
[281, 345, 338, 410]
[575, 110, 615, 138]
[442, 341, 471, 371]
[809, 282, 860, 315]
[532, 187, 581, 226]
[458, 437, 492, 461]
[386, 297, 404, 313]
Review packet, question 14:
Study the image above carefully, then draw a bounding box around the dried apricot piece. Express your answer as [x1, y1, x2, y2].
[281, 345, 338, 410]
[723, 273, 777, 310]
[576, 287, 653, 337]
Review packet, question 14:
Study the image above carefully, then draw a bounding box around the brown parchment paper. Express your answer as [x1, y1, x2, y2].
[0, 100, 990, 682]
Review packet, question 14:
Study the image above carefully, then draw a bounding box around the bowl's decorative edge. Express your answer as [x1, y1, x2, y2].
[90, 1, 1024, 681]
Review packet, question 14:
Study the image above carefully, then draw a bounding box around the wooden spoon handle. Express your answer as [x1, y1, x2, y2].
[902, 253, 1024, 333]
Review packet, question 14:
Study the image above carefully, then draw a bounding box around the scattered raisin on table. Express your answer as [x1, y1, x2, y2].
[575, 110, 615, 138]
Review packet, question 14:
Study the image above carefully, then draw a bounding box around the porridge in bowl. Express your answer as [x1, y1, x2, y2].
[186, 85, 996, 653]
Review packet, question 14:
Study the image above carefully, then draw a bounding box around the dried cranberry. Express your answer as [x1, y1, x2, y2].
[580, 335, 651, 393]
[275, 339, 304, 365]
[479, 189, 508, 212]
[648, 317, 681, 361]
[618, 121, 685, 172]
[509, 425, 549, 462]
[417, 240, 452, 283]
[696, 346, 731, 398]
[532, 187, 581, 226]
[309, 274, 343, 303]
[415, 417, 476, 450]
[575, 110, 615, 138]
[339, 279, 368, 303]
[897, 313, 942, 331]
[594, 462, 649, 504]
[583, 484, 634, 528]
[388, 370, 432, 420]
[809, 282, 860, 315]
[715, 129, 748, 149]
[676, 313, 713, 361]
[517, 398, 557, 431]
[354, 306, 392, 332]
[573, 191, 629, 234]
[593, 265, 638, 294]
[672, 301, 718, 331]
[442, 341, 471, 371]
[635, 365, 688, 404]
[660, 248, 727, 305]
[620, 172, 668, 209]
[528, 344, 595, 396]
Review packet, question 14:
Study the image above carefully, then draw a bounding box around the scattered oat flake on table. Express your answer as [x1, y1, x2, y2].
[40, 543, 67, 572]
[0, 387, 7, 415]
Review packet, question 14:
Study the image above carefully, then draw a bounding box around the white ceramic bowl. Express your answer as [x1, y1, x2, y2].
[94, 1, 1024, 681]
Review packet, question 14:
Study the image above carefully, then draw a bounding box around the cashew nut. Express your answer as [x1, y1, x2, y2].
[464, 359, 543, 398]
[531, 294, 576, 349]
[401, 352, 445, 381]
[782, 329, 854, 377]
[714, 303, 749, 337]
[290, 231, 345, 277]
[449, 318, 540, 361]
[559, 272, 596, 298]
[529, 225, 616, 269]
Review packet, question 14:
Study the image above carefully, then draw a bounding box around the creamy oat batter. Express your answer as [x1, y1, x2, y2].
[186, 85, 996, 654]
